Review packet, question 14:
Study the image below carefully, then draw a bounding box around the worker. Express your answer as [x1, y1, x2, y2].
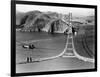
[30, 57, 32, 62]
[27, 57, 30, 63]
[72, 27, 77, 36]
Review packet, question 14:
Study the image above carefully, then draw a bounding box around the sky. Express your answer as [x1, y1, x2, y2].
[16, 4, 95, 17]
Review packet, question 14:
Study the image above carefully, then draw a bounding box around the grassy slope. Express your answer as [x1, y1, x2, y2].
[73, 25, 95, 58]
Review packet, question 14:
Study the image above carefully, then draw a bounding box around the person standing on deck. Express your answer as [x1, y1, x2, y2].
[27, 57, 30, 63]
[30, 57, 32, 62]
[26, 57, 32, 62]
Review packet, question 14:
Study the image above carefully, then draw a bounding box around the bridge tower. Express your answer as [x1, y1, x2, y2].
[62, 13, 76, 58]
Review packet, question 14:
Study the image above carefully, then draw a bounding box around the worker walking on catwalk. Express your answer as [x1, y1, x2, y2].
[72, 26, 75, 35]
[72, 26, 77, 36]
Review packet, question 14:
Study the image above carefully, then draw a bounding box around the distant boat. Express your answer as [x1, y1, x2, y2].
[22, 44, 35, 49]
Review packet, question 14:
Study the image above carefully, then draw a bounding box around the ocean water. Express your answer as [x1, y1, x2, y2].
[16, 31, 94, 73]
